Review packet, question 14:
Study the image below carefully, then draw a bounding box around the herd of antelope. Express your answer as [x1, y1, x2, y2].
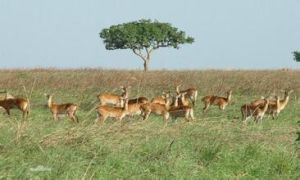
[0, 87, 294, 127]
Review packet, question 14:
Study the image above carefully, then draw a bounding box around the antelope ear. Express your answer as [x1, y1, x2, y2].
[43, 93, 48, 96]
[260, 96, 265, 99]
[280, 89, 285, 93]
[289, 89, 294, 93]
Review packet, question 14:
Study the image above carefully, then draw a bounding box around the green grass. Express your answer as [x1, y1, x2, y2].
[0, 69, 299, 179]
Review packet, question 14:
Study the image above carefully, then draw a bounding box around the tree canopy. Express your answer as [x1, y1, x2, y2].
[293, 51, 300, 62]
[99, 19, 194, 71]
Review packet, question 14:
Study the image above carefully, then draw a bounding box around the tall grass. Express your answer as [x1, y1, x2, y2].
[0, 69, 299, 179]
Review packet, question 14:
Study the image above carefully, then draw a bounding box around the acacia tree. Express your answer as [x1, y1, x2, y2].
[293, 51, 300, 62]
[99, 19, 194, 71]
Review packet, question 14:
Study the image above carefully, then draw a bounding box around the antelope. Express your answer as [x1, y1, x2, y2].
[0, 91, 15, 112]
[97, 86, 129, 107]
[176, 85, 198, 106]
[251, 90, 293, 119]
[140, 93, 171, 127]
[127, 97, 149, 117]
[276, 90, 293, 112]
[201, 90, 232, 112]
[265, 96, 281, 119]
[45, 94, 78, 123]
[0, 96, 29, 118]
[128, 96, 148, 104]
[250, 96, 268, 107]
[96, 97, 129, 125]
[169, 93, 195, 121]
[241, 98, 271, 123]
[151, 91, 170, 105]
[176, 91, 190, 107]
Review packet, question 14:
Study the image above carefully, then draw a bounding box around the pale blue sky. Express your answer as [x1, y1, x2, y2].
[0, 0, 299, 69]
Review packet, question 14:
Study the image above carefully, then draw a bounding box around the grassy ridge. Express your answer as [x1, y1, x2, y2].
[0, 69, 299, 179]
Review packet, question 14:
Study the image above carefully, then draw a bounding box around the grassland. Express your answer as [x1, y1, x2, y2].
[0, 69, 299, 179]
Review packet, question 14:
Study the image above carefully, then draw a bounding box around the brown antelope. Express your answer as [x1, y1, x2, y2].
[151, 91, 170, 105]
[97, 86, 129, 107]
[201, 90, 232, 112]
[0, 91, 15, 112]
[265, 96, 281, 119]
[140, 93, 171, 127]
[0, 96, 29, 118]
[96, 97, 129, 125]
[277, 90, 293, 111]
[126, 97, 149, 117]
[45, 94, 78, 123]
[169, 93, 195, 121]
[241, 98, 271, 123]
[128, 96, 148, 104]
[176, 85, 198, 106]
[250, 96, 268, 107]
[171, 90, 190, 107]
[251, 90, 293, 119]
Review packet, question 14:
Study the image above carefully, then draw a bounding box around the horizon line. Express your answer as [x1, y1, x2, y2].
[0, 67, 299, 71]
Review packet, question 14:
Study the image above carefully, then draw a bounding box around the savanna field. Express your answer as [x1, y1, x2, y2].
[0, 69, 299, 179]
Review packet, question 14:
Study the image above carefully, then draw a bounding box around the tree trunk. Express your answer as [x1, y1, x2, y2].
[143, 60, 149, 72]
[132, 48, 152, 72]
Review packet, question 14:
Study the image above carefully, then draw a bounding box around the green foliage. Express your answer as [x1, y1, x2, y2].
[99, 19, 194, 71]
[100, 19, 194, 50]
[293, 51, 300, 62]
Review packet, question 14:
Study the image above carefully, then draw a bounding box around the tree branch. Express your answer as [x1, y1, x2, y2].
[133, 49, 147, 62]
[145, 48, 153, 60]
